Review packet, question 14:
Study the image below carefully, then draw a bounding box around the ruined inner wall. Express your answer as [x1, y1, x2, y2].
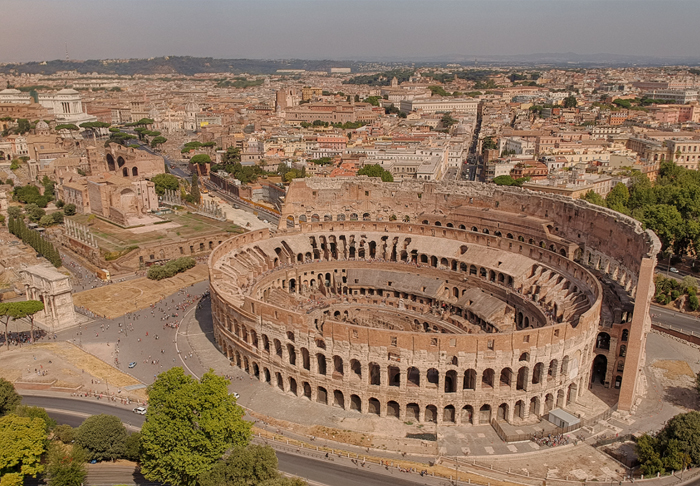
[209, 178, 660, 422]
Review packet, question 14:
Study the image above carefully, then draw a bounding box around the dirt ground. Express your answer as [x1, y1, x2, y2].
[650, 359, 699, 411]
[0, 341, 147, 402]
[73, 265, 209, 318]
[480, 443, 626, 481]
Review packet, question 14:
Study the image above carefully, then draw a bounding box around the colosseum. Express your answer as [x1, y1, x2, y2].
[209, 178, 660, 427]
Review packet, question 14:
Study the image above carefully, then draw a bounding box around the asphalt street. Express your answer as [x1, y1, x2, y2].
[651, 304, 700, 335]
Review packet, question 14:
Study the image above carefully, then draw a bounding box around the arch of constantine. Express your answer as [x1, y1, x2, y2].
[208, 178, 660, 426]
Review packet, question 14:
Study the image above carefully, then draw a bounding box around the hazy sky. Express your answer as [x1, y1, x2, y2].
[3, 0, 699, 63]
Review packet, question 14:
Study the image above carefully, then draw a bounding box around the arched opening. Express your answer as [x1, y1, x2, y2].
[301, 348, 310, 370]
[482, 369, 494, 388]
[427, 368, 439, 387]
[529, 397, 539, 416]
[407, 367, 420, 387]
[461, 405, 474, 424]
[317, 387, 328, 404]
[596, 332, 611, 350]
[516, 367, 529, 390]
[443, 405, 456, 423]
[362, 212, 370, 221]
[387, 401, 400, 418]
[406, 403, 420, 421]
[514, 400, 524, 420]
[445, 370, 457, 393]
[333, 355, 344, 376]
[532, 363, 544, 384]
[289, 378, 297, 396]
[463, 369, 477, 390]
[350, 359, 362, 379]
[333, 390, 345, 409]
[276, 372, 284, 390]
[316, 354, 327, 375]
[132, 166, 138, 176]
[368, 398, 381, 415]
[303, 382, 312, 399]
[122, 167, 129, 177]
[621, 329, 629, 342]
[117, 156, 125, 168]
[287, 344, 296, 366]
[499, 368, 512, 387]
[497, 403, 508, 421]
[106, 153, 115, 171]
[369, 363, 381, 385]
[350, 394, 362, 412]
[544, 394, 554, 413]
[592, 354, 608, 384]
[479, 404, 491, 423]
[425, 405, 438, 423]
[388, 366, 401, 387]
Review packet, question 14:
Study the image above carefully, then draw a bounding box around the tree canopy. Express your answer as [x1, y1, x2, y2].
[492, 175, 530, 187]
[45, 442, 87, 486]
[562, 95, 578, 108]
[140, 368, 252, 486]
[0, 378, 21, 416]
[0, 414, 47, 485]
[198, 445, 305, 486]
[190, 154, 212, 165]
[151, 173, 179, 196]
[75, 414, 128, 462]
[357, 164, 393, 182]
[636, 411, 700, 475]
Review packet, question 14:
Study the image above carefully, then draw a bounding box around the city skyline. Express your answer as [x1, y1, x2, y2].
[3, 0, 700, 64]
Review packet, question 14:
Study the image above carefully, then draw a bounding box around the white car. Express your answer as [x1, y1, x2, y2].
[232, 392, 240, 400]
[133, 406, 147, 415]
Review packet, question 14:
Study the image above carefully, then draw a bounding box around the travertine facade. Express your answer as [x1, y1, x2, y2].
[209, 178, 660, 425]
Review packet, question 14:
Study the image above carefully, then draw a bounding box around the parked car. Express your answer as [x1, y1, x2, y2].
[233, 392, 240, 399]
[128, 362, 137, 368]
[670, 267, 679, 273]
[133, 407, 147, 415]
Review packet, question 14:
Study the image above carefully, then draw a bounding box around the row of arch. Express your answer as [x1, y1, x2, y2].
[224, 323, 581, 394]
[222, 341, 586, 424]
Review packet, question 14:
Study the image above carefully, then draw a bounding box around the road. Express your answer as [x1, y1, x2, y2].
[26, 395, 440, 486]
[651, 304, 700, 335]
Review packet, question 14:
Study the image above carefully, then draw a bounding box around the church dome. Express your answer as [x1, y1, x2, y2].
[185, 101, 199, 112]
[36, 120, 49, 130]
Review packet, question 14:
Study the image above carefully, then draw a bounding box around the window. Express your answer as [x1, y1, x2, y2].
[391, 337, 397, 347]
[523, 335, 530, 343]
[430, 338, 438, 346]
[487, 339, 494, 350]
[554, 329, 559, 337]
[352, 330, 358, 338]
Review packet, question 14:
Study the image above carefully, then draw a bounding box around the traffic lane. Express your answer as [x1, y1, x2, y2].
[652, 305, 700, 334]
[276, 451, 430, 486]
[22, 395, 145, 428]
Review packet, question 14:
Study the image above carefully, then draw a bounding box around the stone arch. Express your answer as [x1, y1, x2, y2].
[406, 403, 420, 421]
[445, 370, 457, 393]
[106, 153, 116, 171]
[288, 377, 298, 396]
[461, 405, 474, 424]
[132, 166, 138, 176]
[407, 367, 420, 387]
[463, 369, 477, 390]
[499, 368, 512, 387]
[117, 156, 125, 168]
[317, 386, 328, 404]
[443, 405, 456, 423]
[479, 404, 492, 423]
[387, 400, 400, 418]
[368, 398, 381, 415]
[497, 403, 509, 421]
[333, 390, 345, 408]
[425, 405, 438, 423]
[316, 353, 327, 375]
[514, 400, 524, 420]
[482, 369, 494, 388]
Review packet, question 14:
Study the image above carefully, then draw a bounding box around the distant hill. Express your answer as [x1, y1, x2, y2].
[0, 57, 361, 76]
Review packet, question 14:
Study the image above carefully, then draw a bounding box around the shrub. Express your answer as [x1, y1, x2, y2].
[75, 414, 127, 462]
[63, 204, 76, 216]
[690, 294, 699, 311]
[147, 257, 196, 280]
[671, 290, 681, 300]
[53, 424, 75, 443]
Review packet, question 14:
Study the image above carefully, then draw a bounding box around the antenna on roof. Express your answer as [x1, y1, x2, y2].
[65, 42, 69, 61]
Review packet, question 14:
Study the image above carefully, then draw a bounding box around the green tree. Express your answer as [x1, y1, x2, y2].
[45, 442, 87, 486]
[151, 136, 167, 149]
[190, 154, 212, 165]
[605, 182, 630, 214]
[0, 414, 47, 484]
[657, 411, 700, 465]
[7, 206, 21, 219]
[582, 190, 606, 207]
[190, 173, 201, 204]
[636, 434, 665, 476]
[357, 164, 393, 182]
[11, 301, 44, 344]
[15, 119, 31, 134]
[75, 414, 127, 462]
[563, 95, 578, 108]
[493, 175, 517, 186]
[643, 204, 685, 250]
[140, 368, 251, 486]
[123, 432, 141, 462]
[63, 204, 76, 216]
[52, 424, 75, 444]
[0, 378, 21, 416]
[151, 173, 179, 196]
[13, 405, 56, 431]
[481, 136, 497, 152]
[198, 445, 295, 486]
[440, 113, 457, 128]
